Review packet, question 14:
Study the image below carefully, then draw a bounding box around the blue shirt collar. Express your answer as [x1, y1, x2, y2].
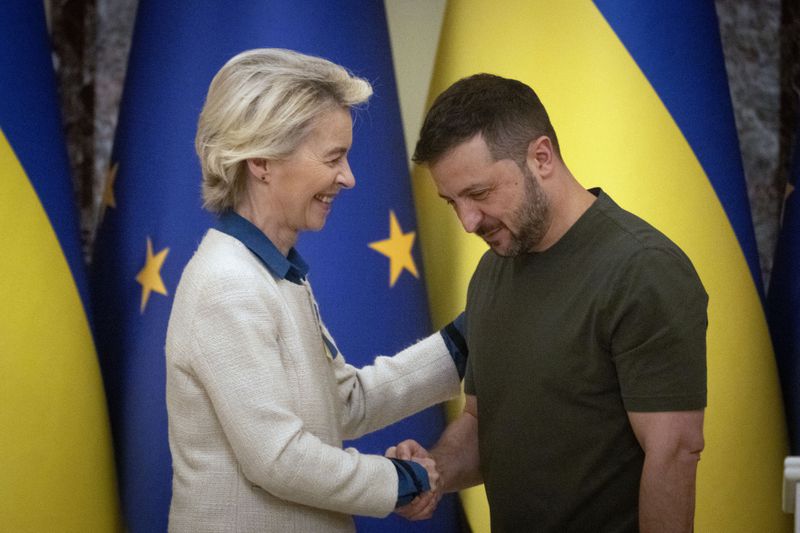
[217, 211, 309, 284]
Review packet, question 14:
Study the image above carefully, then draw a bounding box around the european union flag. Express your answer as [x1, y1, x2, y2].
[0, 2, 120, 530]
[90, 1, 461, 531]
[767, 114, 800, 454]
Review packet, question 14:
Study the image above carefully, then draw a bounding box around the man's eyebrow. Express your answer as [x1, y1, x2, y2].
[461, 184, 490, 196]
[438, 183, 489, 202]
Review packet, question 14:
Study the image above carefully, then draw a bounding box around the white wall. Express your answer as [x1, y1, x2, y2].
[384, 0, 446, 165]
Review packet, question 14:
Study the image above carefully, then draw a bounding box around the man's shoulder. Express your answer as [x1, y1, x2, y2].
[594, 194, 705, 298]
[595, 193, 690, 262]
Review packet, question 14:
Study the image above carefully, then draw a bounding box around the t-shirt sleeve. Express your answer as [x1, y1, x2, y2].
[464, 354, 476, 395]
[609, 246, 708, 412]
[464, 277, 478, 396]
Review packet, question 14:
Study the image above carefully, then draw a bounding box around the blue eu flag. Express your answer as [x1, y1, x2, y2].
[90, 1, 462, 531]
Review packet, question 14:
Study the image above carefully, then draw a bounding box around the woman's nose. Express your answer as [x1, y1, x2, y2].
[337, 159, 355, 189]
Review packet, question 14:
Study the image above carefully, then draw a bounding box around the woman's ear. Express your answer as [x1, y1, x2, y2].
[246, 158, 269, 183]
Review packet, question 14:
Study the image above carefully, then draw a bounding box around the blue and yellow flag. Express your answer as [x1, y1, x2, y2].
[767, 114, 800, 454]
[90, 1, 461, 531]
[0, 2, 121, 531]
[413, 1, 789, 531]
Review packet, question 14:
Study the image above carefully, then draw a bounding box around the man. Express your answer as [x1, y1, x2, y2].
[390, 74, 707, 532]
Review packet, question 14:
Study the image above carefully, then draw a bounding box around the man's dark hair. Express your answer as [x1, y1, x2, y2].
[413, 73, 560, 166]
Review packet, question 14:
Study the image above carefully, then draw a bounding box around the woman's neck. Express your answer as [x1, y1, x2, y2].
[235, 198, 296, 256]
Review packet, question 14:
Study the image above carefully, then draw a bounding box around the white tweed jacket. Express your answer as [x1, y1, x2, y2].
[166, 229, 461, 532]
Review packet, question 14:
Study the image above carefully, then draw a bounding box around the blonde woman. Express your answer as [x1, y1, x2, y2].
[165, 48, 466, 532]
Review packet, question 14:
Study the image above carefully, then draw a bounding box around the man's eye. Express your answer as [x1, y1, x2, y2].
[471, 189, 489, 200]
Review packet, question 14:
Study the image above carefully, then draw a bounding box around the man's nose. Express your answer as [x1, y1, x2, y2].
[457, 203, 483, 234]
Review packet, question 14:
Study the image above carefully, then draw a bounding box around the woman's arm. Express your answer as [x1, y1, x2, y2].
[183, 274, 404, 517]
[331, 330, 462, 439]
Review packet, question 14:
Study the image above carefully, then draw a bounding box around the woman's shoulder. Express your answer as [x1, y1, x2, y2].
[180, 229, 278, 296]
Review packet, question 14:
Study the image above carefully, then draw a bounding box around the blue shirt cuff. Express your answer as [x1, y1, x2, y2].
[391, 458, 430, 507]
[440, 312, 468, 379]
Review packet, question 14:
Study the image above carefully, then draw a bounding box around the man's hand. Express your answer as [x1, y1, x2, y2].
[387, 395, 482, 520]
[385, 439, 430, 461]
[393, 490, 442, 520]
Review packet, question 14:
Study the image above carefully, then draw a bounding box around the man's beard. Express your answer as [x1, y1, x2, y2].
[494, 165, 550, 257]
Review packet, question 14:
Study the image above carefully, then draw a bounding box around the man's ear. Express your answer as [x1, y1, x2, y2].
[526, 136, 555, 177]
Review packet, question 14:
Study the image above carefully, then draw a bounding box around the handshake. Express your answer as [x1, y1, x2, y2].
[385, 439, 443, 521]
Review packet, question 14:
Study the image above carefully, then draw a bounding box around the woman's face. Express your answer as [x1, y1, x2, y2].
[267, 106, 355, 236]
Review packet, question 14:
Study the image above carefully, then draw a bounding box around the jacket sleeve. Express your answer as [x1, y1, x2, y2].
[327, 326, 462, 440]
[187, 273, 399, 518]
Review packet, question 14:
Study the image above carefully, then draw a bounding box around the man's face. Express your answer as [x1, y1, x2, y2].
[430, 134, 550, 256]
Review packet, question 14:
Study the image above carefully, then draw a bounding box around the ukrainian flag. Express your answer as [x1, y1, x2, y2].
[413, 2, 790, 531]
[91, 1, 461, 531]
[0, 2, 120, 531]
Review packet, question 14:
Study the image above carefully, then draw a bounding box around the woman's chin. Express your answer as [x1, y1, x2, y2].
[305, 216, 330, 233]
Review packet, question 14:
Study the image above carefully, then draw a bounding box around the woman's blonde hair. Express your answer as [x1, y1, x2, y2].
[196, 48, 373, 213]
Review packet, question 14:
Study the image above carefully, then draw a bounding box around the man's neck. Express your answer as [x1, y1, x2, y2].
[530, 175, 596, 253]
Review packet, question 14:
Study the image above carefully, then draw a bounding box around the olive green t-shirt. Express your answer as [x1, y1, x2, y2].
[464, 190, 707, 532]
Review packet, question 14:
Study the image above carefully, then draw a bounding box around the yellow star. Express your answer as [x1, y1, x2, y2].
[135, 237, 170, 313]
[369, 210, 419, 287]
[103, 162, 118, 208]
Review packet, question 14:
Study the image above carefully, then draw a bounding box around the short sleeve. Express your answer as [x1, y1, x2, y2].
[462, 311, 476, 395]
[608, 247, 708, 412]
[464, 353, 476, 395]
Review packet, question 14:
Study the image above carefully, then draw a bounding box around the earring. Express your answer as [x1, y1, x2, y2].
[260, 175, 268, 182]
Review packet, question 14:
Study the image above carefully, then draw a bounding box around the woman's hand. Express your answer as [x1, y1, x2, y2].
[386, 440, 442, 520]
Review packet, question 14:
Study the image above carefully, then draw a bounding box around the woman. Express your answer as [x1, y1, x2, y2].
[165, 48, 465, 532]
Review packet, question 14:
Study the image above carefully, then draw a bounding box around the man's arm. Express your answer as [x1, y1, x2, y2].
[431, 393, 482, 492]
[628, 409, 705, 533]
[388, 394, 482, 520]
[390, 394, 482, 493]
